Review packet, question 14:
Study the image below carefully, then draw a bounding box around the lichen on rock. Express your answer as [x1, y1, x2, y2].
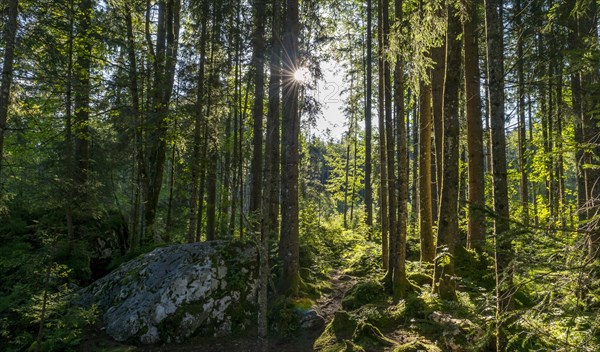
[77, 241, 257, 344]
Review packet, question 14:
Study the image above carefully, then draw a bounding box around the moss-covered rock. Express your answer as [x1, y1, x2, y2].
[393, 340, 442, 352]
[314, 311, 358, 351]
[77, 241, 257, 344]
[352, 321, 397, 348]
[314, 311, 400, 351]
[407, 272, 433, 287]
[342, 280, 387, 310]
[343, 340, 366, 351]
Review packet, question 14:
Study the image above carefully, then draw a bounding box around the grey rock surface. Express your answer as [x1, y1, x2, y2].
[299, 309, 326, 329]
[78, 241, 257, 344]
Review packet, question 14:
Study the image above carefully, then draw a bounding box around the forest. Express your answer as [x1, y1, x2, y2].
[0, 0, 599, 350]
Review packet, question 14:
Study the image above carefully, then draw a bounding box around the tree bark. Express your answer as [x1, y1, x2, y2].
[279, 0, 300, 295]
[142, 0, 180, 241]
[393, 0, 408, 298]
[263, 0, 281, 248]
[431, 43, 445, 222]
[382, 0, 397, 290]
[205, 0, 223, 241]
[124, 1, 144, 249]
[419, 79, 434, 263]
[73, 0, 93, 201]
[515, 0, 529, 227]
[433, 6, 461, 301]
[484, 0, 512, 346]
[249, 0, 266, 224]
[463, 0, 486, 250]
[378, 0, 389, 270]
[258, 0, 281, 347]
[344, 137, 351, 228]
[66, 0, 75, 245]
[365, 0, 373, 228]
[188, 4, 209, 242]
[0, 0, 18, 180]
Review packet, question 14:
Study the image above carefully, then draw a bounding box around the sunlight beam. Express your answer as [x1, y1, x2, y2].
[293, 67, 309, 83]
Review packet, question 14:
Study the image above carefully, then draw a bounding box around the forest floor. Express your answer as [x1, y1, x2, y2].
[80, 270, 360, 352]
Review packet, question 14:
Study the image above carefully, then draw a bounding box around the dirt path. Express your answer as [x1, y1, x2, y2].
[81, 270, 357, 352]
[314, 271, 356, 322]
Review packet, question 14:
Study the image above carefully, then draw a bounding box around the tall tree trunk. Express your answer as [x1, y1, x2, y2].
[350, 118, 358, 224]
[279, 0, 300, 294]
[344, 135, 351, 228]
[463, 0, 486, 250]
[65, 0, 75, 245]
[205, 0, 223, 241]
[230, 3, 243, 237]
[188, 5, 209, 242]
[528, 93, 538, 226]
[567, 0, 588, 228]
[0, 0, 18, 180]
[73, 0, 93, 202]
[196, 126, 208, 241]
[263, 0, 281, 245]
[411, 97, 419, 231]
[485, 0, 512, 346]
[382, 0, 397, 290]
[143, 0, 180, 241]
[258, 0, 281, 347]
[392, 0, 409, 298]
[240, 73, 251, 238]
[125, 1, 143, 249]
[165, 142, 176, 234]
[547, 57, 555, 219]
[419, 79, 434, 263]
[230, 50, 240, 236]
[365, 0, 373, 228]
[206, 145, 217, 241]
[431, 42, 445, 222]
[575, 0, 600, 260]
[249, 0, 266, 224]
[515, 0, 529, 227]
[433, 6, 461, 301]
[554, 58, 566, 222]
[378, 0, 389, 270]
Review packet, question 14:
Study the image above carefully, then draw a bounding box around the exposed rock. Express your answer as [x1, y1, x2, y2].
[299, 309, 325, 329]
[77, 241, 257, 344]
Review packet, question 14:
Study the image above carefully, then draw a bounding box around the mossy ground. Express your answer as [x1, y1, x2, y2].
[312, 248, 496, 352]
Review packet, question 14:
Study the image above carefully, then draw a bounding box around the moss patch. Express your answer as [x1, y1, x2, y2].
[314, 311, 400, 351]
[342, 280, 387, 311]
[393, 339, 442, 352]
[353, 302, 406, 330]
[314, 311, 358, 351]
[407, 272, 432, 287]
[352, 321, 398, 348]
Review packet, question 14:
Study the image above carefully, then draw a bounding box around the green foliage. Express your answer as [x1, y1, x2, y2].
[343, 238, 383, 277]
[0, 207, 108, 352]
[453, 246, 495, 291]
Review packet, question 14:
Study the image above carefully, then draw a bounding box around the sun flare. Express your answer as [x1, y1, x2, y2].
[293, 67, 309, 83]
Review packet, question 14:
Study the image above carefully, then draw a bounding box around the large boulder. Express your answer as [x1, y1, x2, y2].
[77, 241, 258, 344]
